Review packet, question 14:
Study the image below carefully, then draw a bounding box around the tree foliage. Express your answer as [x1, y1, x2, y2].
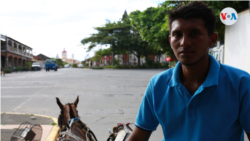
[80, 1, 249, 65]
[81, 20, 131, 54]
[55, 58, 64, 67]
[161, 1, 249, 43]
[130, 6, 173, 57]
[130, 1, 249, 57]
[90, 51, 102, 62]
[81, 12, 151, 65]
[96, 48, 112, 56]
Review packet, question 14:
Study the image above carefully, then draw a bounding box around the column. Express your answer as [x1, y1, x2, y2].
[17, 43, 19, 54]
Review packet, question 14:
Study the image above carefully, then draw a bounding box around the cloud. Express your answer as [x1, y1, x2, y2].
[0, 0, 162, 61]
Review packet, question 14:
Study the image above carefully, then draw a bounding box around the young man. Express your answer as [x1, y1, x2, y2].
[128, 2, 250, 141]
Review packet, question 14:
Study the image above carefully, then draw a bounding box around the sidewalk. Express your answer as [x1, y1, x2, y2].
[1, 113, 59, 141]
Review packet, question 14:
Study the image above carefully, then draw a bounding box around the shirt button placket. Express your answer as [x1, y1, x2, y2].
[188, 104, 196, 119]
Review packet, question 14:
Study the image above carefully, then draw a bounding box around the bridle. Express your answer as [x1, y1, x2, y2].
[57, 104, 98, 141]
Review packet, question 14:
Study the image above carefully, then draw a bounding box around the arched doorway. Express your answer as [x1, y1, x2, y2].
[18, 58, 22, 67]
[23, 60, 26, 67]
[8, 56, 13, 68]
[14, 57, 18, 67]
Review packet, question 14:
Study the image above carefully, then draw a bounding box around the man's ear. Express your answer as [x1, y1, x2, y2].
[209, 32, 218, 47]
[74, 96, 79, 108]
[56, 97, 64, 111]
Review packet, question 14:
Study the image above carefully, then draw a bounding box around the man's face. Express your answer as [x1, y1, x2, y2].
[169, 18, 216, 66]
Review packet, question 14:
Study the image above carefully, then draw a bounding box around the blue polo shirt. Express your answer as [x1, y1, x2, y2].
[135, 55, 250, 141]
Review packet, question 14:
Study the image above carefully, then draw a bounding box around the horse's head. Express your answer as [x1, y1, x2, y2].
[56, 96, 97, 141]
[56, 96, 79, 128]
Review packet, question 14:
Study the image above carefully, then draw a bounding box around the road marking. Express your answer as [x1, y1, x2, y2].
[11, 91, 40, 112]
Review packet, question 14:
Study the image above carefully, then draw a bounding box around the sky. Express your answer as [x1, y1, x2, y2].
[0, 0, 166, 61]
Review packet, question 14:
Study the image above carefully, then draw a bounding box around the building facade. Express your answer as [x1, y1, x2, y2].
[61, 48, 79, 65]
[1, 34, 33, 69]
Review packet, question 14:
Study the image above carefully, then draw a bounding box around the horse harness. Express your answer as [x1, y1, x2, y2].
[107, 123, 133, 141]
[57, 105, 98, 141]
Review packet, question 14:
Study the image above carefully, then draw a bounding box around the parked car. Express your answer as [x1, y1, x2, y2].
[45, 60, 57, 71]
[32, 62, 41, 71]
[64, 64, 70, 68]
[79, 64, 84, 68]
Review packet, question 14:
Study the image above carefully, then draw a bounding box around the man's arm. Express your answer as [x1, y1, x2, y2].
[247, 133, 250, 141]
[127, 126, 152, 141]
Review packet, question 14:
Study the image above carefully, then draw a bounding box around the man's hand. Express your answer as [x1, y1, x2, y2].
[127, 126, 152, 141]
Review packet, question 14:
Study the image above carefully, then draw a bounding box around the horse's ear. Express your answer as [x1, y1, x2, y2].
[56, 97, 64, 110]
[74, 96, 79, 108]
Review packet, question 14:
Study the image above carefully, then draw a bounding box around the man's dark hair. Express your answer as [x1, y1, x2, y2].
[168, 1, 216, 36]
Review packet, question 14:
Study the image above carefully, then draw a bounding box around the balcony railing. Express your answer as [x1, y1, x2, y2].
[7, 45, 33, 58]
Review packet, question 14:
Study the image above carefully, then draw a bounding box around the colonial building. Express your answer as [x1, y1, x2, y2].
[61, 48, 79, 65]
[1, 34, 33, 69]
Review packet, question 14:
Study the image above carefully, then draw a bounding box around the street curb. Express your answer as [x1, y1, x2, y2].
[1, 112, 59, 141]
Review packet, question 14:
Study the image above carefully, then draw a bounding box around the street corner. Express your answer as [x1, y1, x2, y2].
[1, 112, 60, 141]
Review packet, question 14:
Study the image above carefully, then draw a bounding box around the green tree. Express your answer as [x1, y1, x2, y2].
[26, 62, 32, 68]
[81, 20, 129, 64]
[97, 48, 112, 56]
[130, 1, 249, 59]
[130, 7, 173, 58]
[81, 12, 151, 66]
[55, 58, 64, 67]
[72, 64, 77, 68]
[90, 51, 102, 66]
[161, 0, 249, 42]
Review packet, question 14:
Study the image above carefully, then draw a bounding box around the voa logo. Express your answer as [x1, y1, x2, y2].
[220, 7, 238, 25]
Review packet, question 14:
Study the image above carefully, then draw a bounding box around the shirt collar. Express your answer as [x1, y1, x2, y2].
[168, 54, 220, 87]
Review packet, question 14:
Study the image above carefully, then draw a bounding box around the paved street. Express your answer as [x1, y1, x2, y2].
[1, 68, 166, 140]
[1, 68, 249, 141]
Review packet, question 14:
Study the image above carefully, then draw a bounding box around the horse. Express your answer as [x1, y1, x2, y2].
[56, 96, 98, 141]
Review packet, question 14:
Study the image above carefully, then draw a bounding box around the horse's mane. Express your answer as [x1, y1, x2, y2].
[67, 103, 75, 118]
[66, 103, 87, 128]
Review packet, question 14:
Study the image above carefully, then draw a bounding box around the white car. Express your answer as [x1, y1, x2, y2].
[64, 64, 70, 68]
[32, 62, 41, 71]
[79, 64, 84, 68]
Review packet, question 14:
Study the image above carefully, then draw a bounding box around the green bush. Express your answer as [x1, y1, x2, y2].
[25, 62, 32, 68]
[21, 67, 31, 71]
[103, 62, 169, 69]
[16, 67, 22, 71]
[140, 63, 149, 68]
[72, 64, 77, 68]
[112, 59, 121, 66]
[92, 66, 104, 69]
[146, 57, 154, 66]
[3, 69, 12, 73]
[153, 62, 162, 68]
[50, 122, 57, 125]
